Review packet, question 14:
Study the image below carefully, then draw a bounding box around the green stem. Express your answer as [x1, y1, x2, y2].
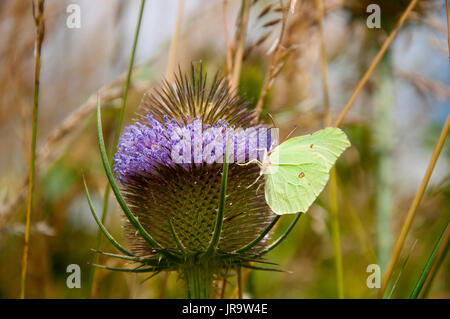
[88, 0, 146, 297]
[184, 265, 213, 299]
[329, 168, 344, 298]
[374, 53, 394, 272]
[21, 0, 45, 299]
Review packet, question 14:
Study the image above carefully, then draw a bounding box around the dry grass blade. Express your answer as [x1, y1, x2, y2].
[446, 0, 449, 56]
[397, 70, 450, 101]
[315, 0, 343, 298]
[378, 114, 450, 298]
[263, 18, 282, 28]
[334, 0, 420, 127]
[253, 0, 293, 121]
[166, 0, 185, 81]
[258, 3, 273, 19]
[231, 0, 251, 91]
[21, 0, 45, 299]
[237, 266, 243, 299]
[159, 272, 171, 298]
[223, 0, 233, 88]
[0, 78, 147, 229]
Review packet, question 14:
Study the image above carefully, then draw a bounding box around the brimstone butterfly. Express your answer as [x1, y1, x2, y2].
[254, 127, 350, 215]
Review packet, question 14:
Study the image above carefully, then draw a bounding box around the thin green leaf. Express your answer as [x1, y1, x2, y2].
[241, 263, 285, 273]
[82, 175, 133, 256]
[420, 228, 450, 298]
[257, 212, 302, 257]
[90, 263, 161, 273]
[204, 143, 229, 256]
[387, 239, 418, 299]
[169, 218, 186, 254]
[90, 250, 160, 264]
[410, 221, 449, 299]
[234, 215, 280, 254]
[96, 97, 179, 261]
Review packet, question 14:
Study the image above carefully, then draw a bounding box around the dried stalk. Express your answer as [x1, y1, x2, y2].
[21, 0, 45, 299]
[0, 76, 149, 230]
[314, 0, 344, 298]
[223, 0, 233, 88]
[446, 0, 449, 56]
[90, 0, 147, 298]
[166, 0, 185, 80]
[230, 0, 251, 91]
[334, 0, 419, 127]
[253, 0, 292, 121]
[378, 114, 450, 297]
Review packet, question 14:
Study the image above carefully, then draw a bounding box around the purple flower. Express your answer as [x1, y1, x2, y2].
[113, 114, 272, 183]
[98, 66, 279, 297]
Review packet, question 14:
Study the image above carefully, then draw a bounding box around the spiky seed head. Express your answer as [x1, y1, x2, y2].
[113, 65, 276, 272]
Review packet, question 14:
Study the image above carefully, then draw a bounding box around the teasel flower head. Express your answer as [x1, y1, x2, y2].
[87, 65, 285, 298]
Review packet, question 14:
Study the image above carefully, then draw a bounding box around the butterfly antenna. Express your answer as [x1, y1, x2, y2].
[267, 113, 277, 128]
[282, 126, 297, 143]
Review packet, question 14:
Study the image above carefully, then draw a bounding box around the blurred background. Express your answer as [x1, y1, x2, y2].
[0, 0, 448, 298]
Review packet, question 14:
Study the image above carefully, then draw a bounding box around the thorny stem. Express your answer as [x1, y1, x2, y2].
[184, 265, 213, 299]
[89, 0, 146, 298]
[21, 0, 45, 299]
[378, 115, 450, 297]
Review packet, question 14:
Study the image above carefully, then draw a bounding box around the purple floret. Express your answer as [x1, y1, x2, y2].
[113, 114, 272, 183]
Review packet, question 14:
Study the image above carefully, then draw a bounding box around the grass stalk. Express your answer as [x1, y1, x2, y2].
[315, 0, 343, 298]
[446, 0, 449, 56]
[237, 266, 243, 299]
[159, 272, 171, 299]
[373, 54, 394, 272]
[230, 0, 251, 91]
[89, 0, 146, 297]
[315, 0, 331, 127]
[20, 0, 45, 299]
[329, 168, 344, 298]
[223, 0, 233, 88]
[334, 0, 419, 127]
[386, 240, 417, 299]
[219, 272, 228, 299]
[420, 223, 449, 298]
[378, 115, 450, 297]
[166, 0, 185, 80]
[253, 0, 292, 119]
[410, 222, 449, 298]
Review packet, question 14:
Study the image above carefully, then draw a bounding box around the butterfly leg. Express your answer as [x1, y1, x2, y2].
[246, 174, 262, 189]
[255, 180, 265, 194]
[237, 158, 262, 167]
